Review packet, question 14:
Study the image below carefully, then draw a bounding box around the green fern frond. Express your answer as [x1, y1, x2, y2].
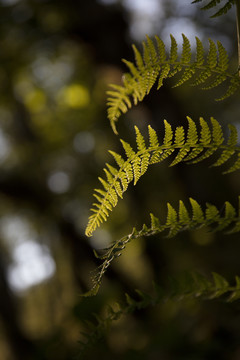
[191, 0, 235, 17]
[84, 197, 240, 295]
[78, 271, 240, 356]
[107, 35, 239, 133]
[85, 117, 240, 237]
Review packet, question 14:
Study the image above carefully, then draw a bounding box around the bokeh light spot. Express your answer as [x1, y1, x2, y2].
[8, 241, 55, 292]
[24, 89, 46, 112]
[47, 171, 70, 194]
[59, 84, 90, 108]
[89, 229, 112, 250]
[73, 131, 95, 154]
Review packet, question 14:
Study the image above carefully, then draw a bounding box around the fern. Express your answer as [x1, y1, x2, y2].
[78, 271, 240, 356]
[82, 3, 240, 357]
[192, 0, 236, 17]
[84, 197, 240, 296]
[107, 35, 239, 133]
[85, 117, 240, 237]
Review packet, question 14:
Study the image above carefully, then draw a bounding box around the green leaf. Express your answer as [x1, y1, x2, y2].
[169, 34, 178, 62]
[207, 38, 217, 68]
[179, 200, 191, 224]
[186, 116, 198, 145]
[166, 203, 177, 225]
[107, 35, 239, 132]
[190, 198, 204, 223]
[148, 125, 159, 148]
[163, 120, 173, 146]
[181, 33, 191, 63]
[132, 156, 141, 185]
[86, 117, 240, 236]
[135, 126, 146, 151]
[199, 117, 211, 145]
[195, 36, 204, 65]
[121, 139, 135, 158]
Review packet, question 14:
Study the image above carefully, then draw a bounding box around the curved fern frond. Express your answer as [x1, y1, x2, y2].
[85, 117, 240, 237]
[84, 197, 240, 296]
[191, 0, 236, 18]
[78, 271, 240, 356]
[107, 35, 239, 133]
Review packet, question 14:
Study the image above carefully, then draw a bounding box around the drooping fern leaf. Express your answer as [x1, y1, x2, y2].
[191, 0, 236, 18]
[85, 117, 240, 237]
[107, 35, 239, 133]
[84, 197, 240, 296]
[78, 271, 240, 356]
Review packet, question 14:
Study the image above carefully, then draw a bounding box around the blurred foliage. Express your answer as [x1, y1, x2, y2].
[0, 0, 239, 360]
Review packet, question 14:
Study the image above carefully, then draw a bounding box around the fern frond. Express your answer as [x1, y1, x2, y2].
[78, 271, 240, 356]
[85, 117, 240, 237]
[107, 35, 239, 133]
[191, 0, 236, 17]
[85, 197, 240, 295]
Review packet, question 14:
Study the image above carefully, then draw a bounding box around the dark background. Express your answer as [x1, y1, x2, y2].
[0, 0, 240, 359]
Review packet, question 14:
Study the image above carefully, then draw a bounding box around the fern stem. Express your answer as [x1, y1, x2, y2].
[236, 0, 240, 75]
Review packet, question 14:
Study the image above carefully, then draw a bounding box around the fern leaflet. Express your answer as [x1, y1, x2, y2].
[107, 35, 239, 133]
[191, 0, 236, 18]
[85, 117, 240, 237]
[78, 271, 240, 356]
[85, 197, 240, 296]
